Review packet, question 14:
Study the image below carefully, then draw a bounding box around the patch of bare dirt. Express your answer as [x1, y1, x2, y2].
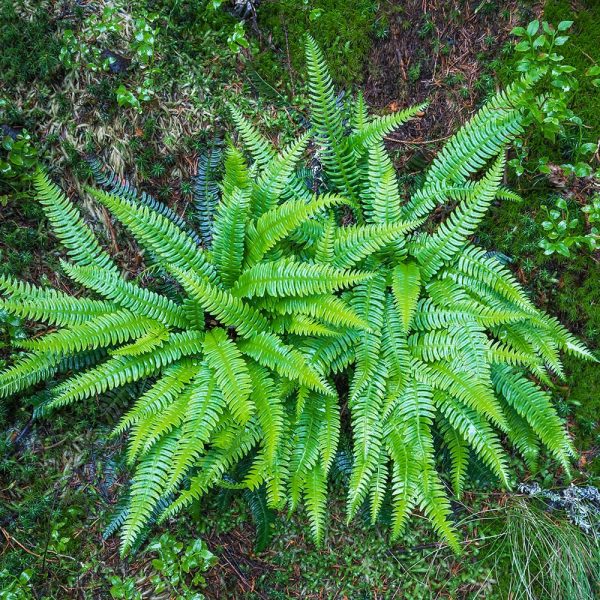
[365, 0, 543, 154]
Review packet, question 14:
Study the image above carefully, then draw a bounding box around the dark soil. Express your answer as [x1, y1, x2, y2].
[364, 1, 543, 151]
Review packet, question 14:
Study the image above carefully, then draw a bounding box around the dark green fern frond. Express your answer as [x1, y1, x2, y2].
[193, 141, 223, 247]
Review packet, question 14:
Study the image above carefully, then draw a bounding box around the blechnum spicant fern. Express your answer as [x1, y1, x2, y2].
[0, 36, 595, 554]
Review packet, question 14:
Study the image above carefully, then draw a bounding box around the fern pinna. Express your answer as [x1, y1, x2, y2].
[0, 36, 595, 554]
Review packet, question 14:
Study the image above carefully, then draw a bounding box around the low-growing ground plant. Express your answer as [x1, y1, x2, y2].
[489, 497, 599, 600]
[0, 36, 595, 556]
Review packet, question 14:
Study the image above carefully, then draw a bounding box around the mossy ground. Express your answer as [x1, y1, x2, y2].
[254, 0, 377, 89]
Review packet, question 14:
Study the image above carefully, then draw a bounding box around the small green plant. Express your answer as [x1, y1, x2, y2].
[512, 20, 576, 141]
[115, 78, 155, 112]
[582, 194, 600, 225]
[148, 533, 216, 596]
[108, 533, 214, 599]
[59, 6, 123, 71]
[539, 197, 599, 256]
[59, 5, 158, 112]
[108, 576, 142, 600]
[509, 20, 597, 178]
[226, 22, 250, 54]
[0, 569, 34, 600]
[0, 131, 38, 181]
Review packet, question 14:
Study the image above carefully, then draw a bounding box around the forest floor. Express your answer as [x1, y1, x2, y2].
[1, 0, 599, 598]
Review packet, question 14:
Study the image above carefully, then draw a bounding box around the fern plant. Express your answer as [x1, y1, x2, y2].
[0, 36, 595, 554]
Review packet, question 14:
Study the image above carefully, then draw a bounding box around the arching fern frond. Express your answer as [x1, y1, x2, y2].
[33, 168, 118, 274]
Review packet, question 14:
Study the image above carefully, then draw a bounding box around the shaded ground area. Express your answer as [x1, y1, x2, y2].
[364, 1, 542, 147]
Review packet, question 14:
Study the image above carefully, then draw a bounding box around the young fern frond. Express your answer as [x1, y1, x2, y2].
[203, 328, 253, 424]
[211, 185, 250, 287]
[246, 193, 346, 266]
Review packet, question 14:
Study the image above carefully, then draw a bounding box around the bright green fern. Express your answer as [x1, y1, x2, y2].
[0, 36, 595, 555]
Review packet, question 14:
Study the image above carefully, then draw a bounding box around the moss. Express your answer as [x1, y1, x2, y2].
[255, 0, 377, 89]
[544, 0, 600, 141]
[0, 0, 61, 86]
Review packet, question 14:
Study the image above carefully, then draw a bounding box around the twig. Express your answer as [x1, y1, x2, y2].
[1, 527, 42, 558]
[385, 134, 451, 145]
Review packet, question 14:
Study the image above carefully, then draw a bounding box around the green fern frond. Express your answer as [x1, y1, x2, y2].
[439, 417, 470, 498]
[246, 193, 345, 266]
[17, 309, 158, 355]
[333, 221, 422, 268]
[413, 153, 506, 278]
[114, 361, 200, 436]
[232, 258, 372, 298]
[61, 263, 188, 328]
[121, 434, 177, 555]
[265, 294, 368, 330]
[386, 424, 418, 538]
[0, 351, 63, 399]
[347, 362, 387, 519]
[110, 325, 170, 357]
[391, 261, 421, 332]
[364, 140, 403, 226]
[0, 274, 115, 327]
[349, 273, 386, 397]
[350, 102, 427, 150]
[229, 104, 276, 169]
[436, 392, 510, 488]
[248, 362, 283, 465]
[33, 168, 118, 274]
[90, 187, 216, 282]
[211, 186, 250, 288]
[162, 423, 261, 521]
[49, 331, 204, 409]
[203, 328, 253, 424]
[417, 359, 507, 430]
[239, 331, 334, 396]
[304, 462, 328, 545]
[251, 132, 311, 217]
[167, 365, 224, 489]
[446, 245, 535, 312]
[172, 268, 269, 337]
[289, 390, 323, 508]
[492, 365, 575, 471]
[305, 35, 359, 202]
